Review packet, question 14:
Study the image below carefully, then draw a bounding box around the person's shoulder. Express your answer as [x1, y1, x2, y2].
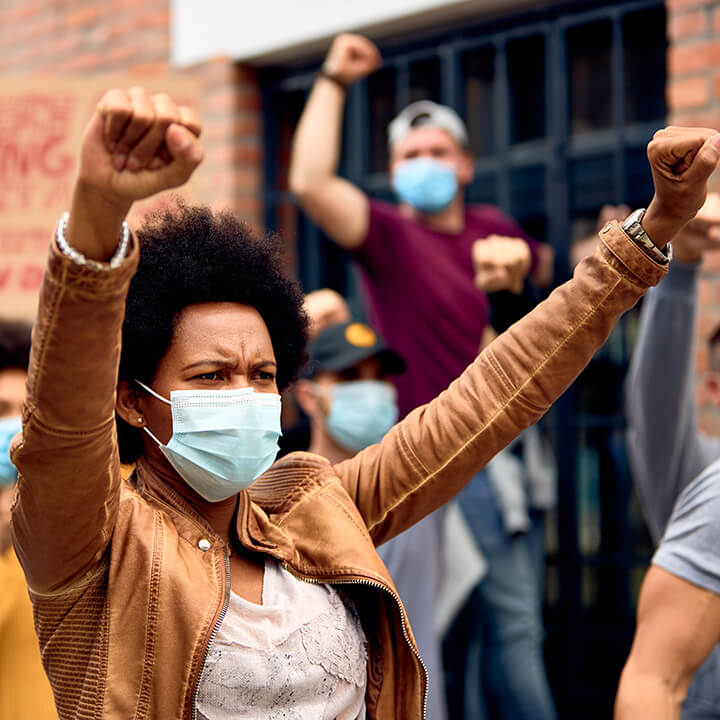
[369, 197, 401, 220]
[675, 458, 720, 509]
[657, 458, 720, 550]
[653, 460, 720, 593]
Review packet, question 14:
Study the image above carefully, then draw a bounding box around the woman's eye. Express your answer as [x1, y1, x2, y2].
[255, 370, 276, 382]
[194, 371, 221, 381]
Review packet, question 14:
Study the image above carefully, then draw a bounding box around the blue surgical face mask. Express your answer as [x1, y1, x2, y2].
[391, 157, 458, 213]
[0, 415, 21, 487]
[322, 380, 399, 453]
[136, 381, 282, 502]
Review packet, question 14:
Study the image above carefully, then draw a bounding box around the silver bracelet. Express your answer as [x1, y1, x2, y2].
[55, 212, 130, 271]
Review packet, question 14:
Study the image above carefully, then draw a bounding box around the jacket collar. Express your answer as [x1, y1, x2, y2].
[131, 452, 336, 561]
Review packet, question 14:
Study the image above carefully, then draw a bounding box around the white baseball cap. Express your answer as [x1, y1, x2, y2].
[387, 100, 469, 150]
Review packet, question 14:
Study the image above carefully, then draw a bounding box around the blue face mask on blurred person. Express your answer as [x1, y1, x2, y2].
[0, 416, 22, 487]
[392, 157, 458, 213]
[325, 380, 399, 453]
[136, 381, 282, 502]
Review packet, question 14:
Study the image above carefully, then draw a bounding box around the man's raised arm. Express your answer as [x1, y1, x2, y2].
[626, 196, 720, 541]
[288, 34, 380, 250]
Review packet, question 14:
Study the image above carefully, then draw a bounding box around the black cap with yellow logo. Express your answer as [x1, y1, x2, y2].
[304, 321, 407, 377]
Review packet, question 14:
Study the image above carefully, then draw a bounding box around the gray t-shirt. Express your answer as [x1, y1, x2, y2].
[627, 262, 720, 718]
[653, 460, 720, 719]
[626, 262, 720, 544]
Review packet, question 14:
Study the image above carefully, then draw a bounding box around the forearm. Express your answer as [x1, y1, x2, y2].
[12, 201, 139, 593]
[288, 77, 347, 196]
[625, 262, 710, 541]
[615, 671, 682, 720]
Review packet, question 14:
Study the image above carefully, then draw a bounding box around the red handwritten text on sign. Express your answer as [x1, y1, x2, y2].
[0, 94, 75, 213]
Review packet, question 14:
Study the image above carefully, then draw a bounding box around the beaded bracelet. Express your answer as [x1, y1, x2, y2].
[55, 212, 130, 271]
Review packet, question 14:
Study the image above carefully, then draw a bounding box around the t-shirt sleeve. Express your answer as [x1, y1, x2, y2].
[350, 199, 404, 278]
[471, 205, 540, 274]
[653, 463, 720, 596]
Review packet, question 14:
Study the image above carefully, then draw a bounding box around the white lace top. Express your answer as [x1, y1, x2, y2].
[196, 558, 368, 720]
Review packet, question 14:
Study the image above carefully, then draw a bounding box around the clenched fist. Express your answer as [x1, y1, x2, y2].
[472, 236, 532, 294]
[78, 87, 203, 205]
[303, 288, 351, 340]
[323, 34, 382, 86]
[67, 87, 204, 262]
[644, 127, 720, 249]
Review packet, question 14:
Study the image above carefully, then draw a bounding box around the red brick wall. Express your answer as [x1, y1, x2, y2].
[0, 0, 263, 228]
[668, 0, 720, 433]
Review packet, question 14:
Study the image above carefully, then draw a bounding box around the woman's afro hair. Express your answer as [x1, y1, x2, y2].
[117, 201, 308, 463]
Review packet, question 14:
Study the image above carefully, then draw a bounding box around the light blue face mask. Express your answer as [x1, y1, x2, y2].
[391, 157, 458, 213]
[0, 415, 21, 487]
[136, 382, 282, 503]
[324, 380, 399, 453]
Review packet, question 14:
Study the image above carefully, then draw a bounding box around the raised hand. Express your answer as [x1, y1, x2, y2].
[322, 34, 382, 86]
[67, 87, 204, 262]
[644, 127, 720, 249]
[79, 87, 203, 205]
[672, 192, 720, 264]
[472, 235, 532, 294]
[303, 289, 351, 340]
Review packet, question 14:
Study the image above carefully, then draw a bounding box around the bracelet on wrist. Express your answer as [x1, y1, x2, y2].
[55, 212, 130, 271]
[620, 208, 672, 265]
[317, 68, 348, 92]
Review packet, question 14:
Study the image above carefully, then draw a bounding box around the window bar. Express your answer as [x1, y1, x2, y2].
[494, 38, 511, 213]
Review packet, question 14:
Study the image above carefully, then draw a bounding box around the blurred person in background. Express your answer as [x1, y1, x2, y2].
[0, 319, 58, 720]
[297, 318, 461, 717]
[276, 288, 352, 457]
[617, 194, 720, 719]
[443, 319, 557, 720]
[296, 320, 406, 465]
[290, 32, 554, 719]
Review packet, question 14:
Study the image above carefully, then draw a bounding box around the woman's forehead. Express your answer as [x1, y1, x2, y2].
[171, 303, 273, 354]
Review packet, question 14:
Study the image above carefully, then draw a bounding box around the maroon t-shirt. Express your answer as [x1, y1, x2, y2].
[351, 199, 538, 417]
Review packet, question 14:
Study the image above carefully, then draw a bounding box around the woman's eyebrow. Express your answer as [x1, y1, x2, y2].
[181, 358, 230, 372]
[181, 358, 278, 372]
[256, 360, 278, 368]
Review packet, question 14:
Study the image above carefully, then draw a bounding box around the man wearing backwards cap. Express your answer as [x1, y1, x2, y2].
[290, 33, 554, 720]
[290, 38, 549, 426]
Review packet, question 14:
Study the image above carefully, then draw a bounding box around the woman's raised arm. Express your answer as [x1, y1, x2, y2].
[11, 88, 203, 593]
[335, 127, 720, 546]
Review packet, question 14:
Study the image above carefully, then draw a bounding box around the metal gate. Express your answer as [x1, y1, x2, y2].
[261, 1, 667, 715]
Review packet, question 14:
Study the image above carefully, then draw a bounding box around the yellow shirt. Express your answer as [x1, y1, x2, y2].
[0, 546, 58, 719]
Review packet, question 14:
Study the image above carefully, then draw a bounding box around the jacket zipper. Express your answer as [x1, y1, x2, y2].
[281, 563, 429, 720]
[191, 545, 231, 720]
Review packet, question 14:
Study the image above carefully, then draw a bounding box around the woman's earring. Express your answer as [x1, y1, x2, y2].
[137, 416, 144, 425]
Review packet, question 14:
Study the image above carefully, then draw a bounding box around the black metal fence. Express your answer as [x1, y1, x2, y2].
[261, 1, 667, 715]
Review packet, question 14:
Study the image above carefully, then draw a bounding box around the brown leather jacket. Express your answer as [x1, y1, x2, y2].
[11, 221, 666, 720]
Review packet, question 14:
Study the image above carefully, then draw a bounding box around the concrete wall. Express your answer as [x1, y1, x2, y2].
[170, 0, 539, 66]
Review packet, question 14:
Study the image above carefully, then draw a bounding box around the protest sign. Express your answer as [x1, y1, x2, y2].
[0, 76, 199, 321]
